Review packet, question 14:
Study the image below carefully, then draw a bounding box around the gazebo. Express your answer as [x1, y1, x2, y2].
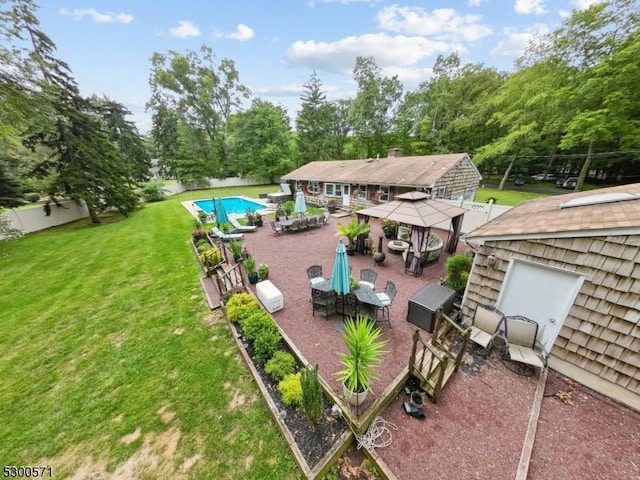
[356, 192, 467, 276]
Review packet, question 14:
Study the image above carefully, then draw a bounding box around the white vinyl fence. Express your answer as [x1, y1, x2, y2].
[433, 199, 511, 234]
[2, 177, 273, 235]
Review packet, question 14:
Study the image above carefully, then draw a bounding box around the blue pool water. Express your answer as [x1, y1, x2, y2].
[194, 197, 265, 216]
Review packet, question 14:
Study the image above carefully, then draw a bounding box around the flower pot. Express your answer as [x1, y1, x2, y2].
[342, 383, 368, 407]
[248, 273, 259, 284]
[410, 391, 424, 409]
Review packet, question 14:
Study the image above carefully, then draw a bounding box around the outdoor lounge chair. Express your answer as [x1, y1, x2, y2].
[468, 304, 506, 351]
[210, 226, 244, 242]
[503, 315, 546, 368]
[229, 217, 257, 233]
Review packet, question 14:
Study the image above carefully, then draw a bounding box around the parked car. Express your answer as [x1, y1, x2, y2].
[532, 173, 556, 181]
[513, 176, 525, 187]
[558, 177, 579, 189]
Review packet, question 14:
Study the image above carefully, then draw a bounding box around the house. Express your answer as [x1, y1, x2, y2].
[462, 183, 640, 409]
[281, 150, 482, 209]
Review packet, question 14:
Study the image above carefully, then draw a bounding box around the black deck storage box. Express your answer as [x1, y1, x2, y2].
[407, 284, 457, 333]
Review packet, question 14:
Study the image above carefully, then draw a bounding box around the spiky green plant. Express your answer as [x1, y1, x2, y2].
[301, 364, 323, 423]
[336, 316, 387, 394]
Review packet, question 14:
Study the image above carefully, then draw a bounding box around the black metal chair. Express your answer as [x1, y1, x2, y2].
[359, 268, 378, 289]
[306, 265, 325, 286]
[375, 281, 397, 327]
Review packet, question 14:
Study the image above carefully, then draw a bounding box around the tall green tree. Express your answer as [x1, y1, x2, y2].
[5, 0, 141, 223]
[228, 99, 294, 182]
[327, 99, 352, 159]
[147, 46, 250, 178]
[296, 71, 333, 165]
[349, 56, 402, 158]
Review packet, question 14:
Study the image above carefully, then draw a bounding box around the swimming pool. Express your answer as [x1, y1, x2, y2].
[194, 197, 266, 216]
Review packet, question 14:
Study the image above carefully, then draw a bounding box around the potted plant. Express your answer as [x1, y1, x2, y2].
[258, 263, 269, 281]
[254, 213, 263, 227]
[197, 210, 209, 224]
[336, 315, 387, 407]
[381, 220, 398, 239]
[336, 220, 371, 255]
[442, 251, 474, 301]
[229, 240, 244, 263]
[244, 256, 259, 284]
[245, 209, 256, 226]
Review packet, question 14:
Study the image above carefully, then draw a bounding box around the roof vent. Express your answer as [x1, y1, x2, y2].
[559, 192, 640, 209]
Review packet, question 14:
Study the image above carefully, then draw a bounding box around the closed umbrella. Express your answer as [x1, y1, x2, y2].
[330, 241, 351, 295]
[294, 191, 307, 216]
[213, 197, 229, 227]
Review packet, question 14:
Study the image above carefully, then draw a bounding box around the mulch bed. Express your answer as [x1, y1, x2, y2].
[239, 330, 348, 469]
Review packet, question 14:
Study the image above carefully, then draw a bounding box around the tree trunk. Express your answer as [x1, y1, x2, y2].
[575, 140, 593, 192]
[498, 151, 518, 191]
[87, 204, 101, 224]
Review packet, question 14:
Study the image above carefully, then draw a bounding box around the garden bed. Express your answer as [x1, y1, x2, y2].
[227, 318, 352, 478]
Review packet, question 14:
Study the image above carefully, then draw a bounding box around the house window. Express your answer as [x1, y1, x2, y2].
[308, 181, 320, 193]
[377, 185, 390, 202]
[295, 180, 302, 191]
[435, 186, 446, 199]
[356, 184, 367, 200]
[463, 188, 475, 201]
[324, 183, 349, 197]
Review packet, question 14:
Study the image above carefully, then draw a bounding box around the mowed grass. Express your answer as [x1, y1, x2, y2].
[0, 186, 301, 479]
[474, 187, 550, 206]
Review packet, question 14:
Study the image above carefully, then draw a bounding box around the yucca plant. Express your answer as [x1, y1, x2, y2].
[336, 316, 387, 395]
[335, 220, 371, 248]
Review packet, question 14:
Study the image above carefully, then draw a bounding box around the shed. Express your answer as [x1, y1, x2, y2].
[463, 183, 640, 409]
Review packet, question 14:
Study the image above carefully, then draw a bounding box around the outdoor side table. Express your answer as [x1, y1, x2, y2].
[407, 283, 456, 333]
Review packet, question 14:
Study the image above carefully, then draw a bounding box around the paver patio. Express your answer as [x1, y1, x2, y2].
[231, 214, 640, 480]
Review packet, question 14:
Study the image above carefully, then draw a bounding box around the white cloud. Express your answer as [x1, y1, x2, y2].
[58, 8, 133, 24]
[468, 0, 485, 5]
[571, 0, 605, 9]
[168, 21, 200, 38]
[227, 24, 255, 41]
[376, 6, 493, 42]
[559, 9, 571, 18]
[514, 0, 548, 15]
[491, 24, 549, 57]
[287, 33, 450, 74]
[252, 83, 306, 97]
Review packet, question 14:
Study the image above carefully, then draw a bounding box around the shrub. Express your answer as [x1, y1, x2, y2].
[198, 246, 223, 268]
[140, 180, 166, 202]
[253, 328, 282, 364]
[278, 373, 302, 407]
[265, 351, 297, 381]
[442, 252, 474, 293]
[242, 311, 277, 341]
[24, 192, 40, 203]
[192, 228, 208, 243]
[301, 364, 323, 423]
[226, 293, 260, 324]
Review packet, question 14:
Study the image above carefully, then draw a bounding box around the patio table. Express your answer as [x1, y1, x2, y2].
[311, 280, 383, 319]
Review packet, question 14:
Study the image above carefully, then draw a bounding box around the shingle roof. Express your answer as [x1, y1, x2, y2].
[466, 183, 640, 240]
[281, 153, 471, 186]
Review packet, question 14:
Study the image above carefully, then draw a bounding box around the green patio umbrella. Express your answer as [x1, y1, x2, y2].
[330, 241, 351, 295]
[213, 197, 229, 227]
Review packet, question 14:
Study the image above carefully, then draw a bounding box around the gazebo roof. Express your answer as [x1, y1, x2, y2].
[357, 193, 467, 228]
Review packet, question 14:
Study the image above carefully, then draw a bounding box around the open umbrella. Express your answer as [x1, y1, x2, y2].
[330, 241, 351, 295]
[294, 191, 307, 216]
[213, 197, 229, 227]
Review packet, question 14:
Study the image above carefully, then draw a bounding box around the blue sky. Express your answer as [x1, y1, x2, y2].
[35, 0, 602, 133]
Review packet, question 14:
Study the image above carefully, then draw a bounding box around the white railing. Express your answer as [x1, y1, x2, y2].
[434, 199, 511, 234]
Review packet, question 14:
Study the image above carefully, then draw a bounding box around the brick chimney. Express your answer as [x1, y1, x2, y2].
[387, 148, 403, 158]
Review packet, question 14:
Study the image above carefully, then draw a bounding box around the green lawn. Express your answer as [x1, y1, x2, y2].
[474, 187, 550, 206]
[0, 186, 301, 479]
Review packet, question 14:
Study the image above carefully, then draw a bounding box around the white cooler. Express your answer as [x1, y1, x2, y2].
[256, 280, 284, 313]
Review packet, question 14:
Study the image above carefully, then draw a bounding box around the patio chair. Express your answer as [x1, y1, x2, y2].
[503, 315, 546, 369]
[230, 217, 257, 233]
[358, 268, 378, 289]
[307, 265, 325, 286]
[210, 226, 244, 242]
[289, 219, 301, 232]
[270, 221, 283, 235]
[299, 217, 309, 229]
[468, 304, 506, 351]
[375, 281, 397, 327]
